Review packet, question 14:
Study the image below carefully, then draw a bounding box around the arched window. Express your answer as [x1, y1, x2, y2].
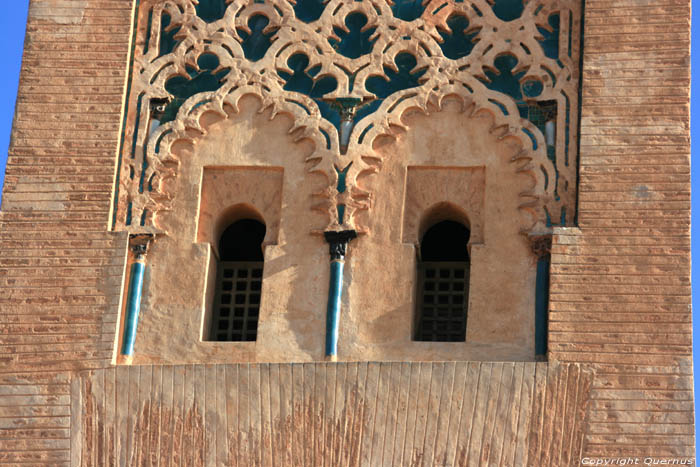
[414, 220, 470, 342]
[210, 219, 266, 341]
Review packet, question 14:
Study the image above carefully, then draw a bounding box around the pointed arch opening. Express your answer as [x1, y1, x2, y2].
[414, 220, 470, 342]
[209, 218, 266, 342]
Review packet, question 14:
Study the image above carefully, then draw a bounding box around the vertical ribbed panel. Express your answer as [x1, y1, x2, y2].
[70, 362, 592, 466]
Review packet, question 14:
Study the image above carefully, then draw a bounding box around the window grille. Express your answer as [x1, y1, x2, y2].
[415, 261, 469, 342]
[210, 261, 263, 341]
[519, 99, 557, 159]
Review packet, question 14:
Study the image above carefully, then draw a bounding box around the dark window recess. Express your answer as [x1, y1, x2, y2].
[212, 261, 263, 341]
[211, 219, 265, 342]
[415, 221, 470, 342]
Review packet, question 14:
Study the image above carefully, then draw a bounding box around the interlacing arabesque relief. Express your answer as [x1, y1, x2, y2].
[112, 0, 581, 234]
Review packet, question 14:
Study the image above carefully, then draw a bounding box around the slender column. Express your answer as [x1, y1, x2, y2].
[529, 233, 552, 357]
[121, 235, 152, 356]
[323, 230, 357, 360]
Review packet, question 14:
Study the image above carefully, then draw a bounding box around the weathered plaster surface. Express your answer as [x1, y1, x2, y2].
[29, 0, 87, 24]
[71, 361, 593, 467]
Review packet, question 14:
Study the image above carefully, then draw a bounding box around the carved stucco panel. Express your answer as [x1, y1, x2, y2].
[112, 0, 581, 235]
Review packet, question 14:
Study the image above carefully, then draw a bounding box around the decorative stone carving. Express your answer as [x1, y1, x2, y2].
[324, 229, 358, 260]
[112, 0, 581, 234]
[129, 233, 154, 257]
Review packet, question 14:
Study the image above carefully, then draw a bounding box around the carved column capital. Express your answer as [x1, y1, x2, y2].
[528, 234, 552, 260]
[324, 230, 357, 261]
[129, 234, 154, 259]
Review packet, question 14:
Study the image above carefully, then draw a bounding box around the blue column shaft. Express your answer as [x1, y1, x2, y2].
[121, 260, 146, 356]
[325, 260, 344, 357]
[534, 257, 550, 356]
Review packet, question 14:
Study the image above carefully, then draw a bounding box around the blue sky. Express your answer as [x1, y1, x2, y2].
[0, 0, 698, 453]
[0, 2, 28, 196]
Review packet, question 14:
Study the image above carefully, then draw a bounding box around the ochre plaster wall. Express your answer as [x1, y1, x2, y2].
[129, 95, 541, 364]
[0, 0, 693, 464]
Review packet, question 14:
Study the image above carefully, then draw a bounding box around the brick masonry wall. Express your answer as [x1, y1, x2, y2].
[547, 0, 694, 458]
[0, 1, 132, 464]
[0, 0, 693, 465]
[0, 0, 132, 371]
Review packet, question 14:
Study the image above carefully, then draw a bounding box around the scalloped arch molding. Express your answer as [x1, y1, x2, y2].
[112, 0, 581, 234]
